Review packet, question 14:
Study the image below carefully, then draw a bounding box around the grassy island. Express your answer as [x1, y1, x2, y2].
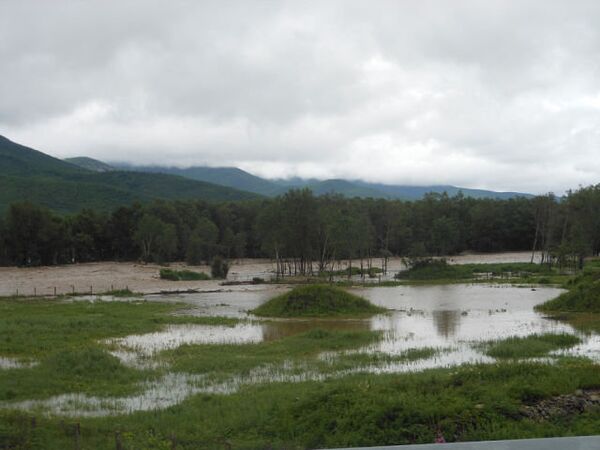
[481, 333, 581, 359]
[251, 284, 385, 317]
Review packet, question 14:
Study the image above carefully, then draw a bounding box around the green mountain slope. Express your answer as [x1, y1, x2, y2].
[64, 156, 115, 172]
[303, 179, 390, 198]
[0, 136, 260, 214]
[113, 161, 533, 200]
[0, 135, 85, 177]
[353, 181, 533, 200]
[115, 164, 281, 196]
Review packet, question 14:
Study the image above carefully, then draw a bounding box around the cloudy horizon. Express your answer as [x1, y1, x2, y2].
[2, 0, 600, 194]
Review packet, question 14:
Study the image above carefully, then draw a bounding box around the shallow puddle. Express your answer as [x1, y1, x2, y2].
[0, 356, 37, 370]
[108, 323, 265, 355]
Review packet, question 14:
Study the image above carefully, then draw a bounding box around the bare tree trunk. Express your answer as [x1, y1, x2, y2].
[531, 216, 540, 264]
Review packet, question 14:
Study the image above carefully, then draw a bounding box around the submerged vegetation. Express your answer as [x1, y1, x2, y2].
[396, 259, 555, 282]
[159, 268, 211, 281]
[101, 288, 142, 297]
[251, 285, 385, 317]
[481, 334, 582, 359]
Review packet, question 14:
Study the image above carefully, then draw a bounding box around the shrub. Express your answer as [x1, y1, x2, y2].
[211, 256, 230, 279]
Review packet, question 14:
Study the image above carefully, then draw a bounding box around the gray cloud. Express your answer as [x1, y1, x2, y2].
[2, 0, 600, 193]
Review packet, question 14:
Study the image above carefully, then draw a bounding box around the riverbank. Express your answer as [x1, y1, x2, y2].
[0, 252, 542, 297]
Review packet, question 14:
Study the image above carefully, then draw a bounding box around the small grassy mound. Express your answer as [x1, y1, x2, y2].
[252, 285, 385, 317]
[159, 268, 211, 281]
[482, 333, 581, 359]
[537, 277, 600, 313]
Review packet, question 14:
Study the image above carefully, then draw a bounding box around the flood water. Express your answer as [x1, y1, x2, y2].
[4, 282, 600, 417]
[145, 284, 573, 351]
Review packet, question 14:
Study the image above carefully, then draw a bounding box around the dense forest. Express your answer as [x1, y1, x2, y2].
[1, 185, 599, 274]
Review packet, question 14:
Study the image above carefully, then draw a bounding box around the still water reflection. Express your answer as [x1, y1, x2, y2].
[141, 284, 577, 358]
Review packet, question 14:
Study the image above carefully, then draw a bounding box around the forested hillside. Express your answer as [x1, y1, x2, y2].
[115, 165, 282, 196]
[0, 136, 260, 213]
[64, 156, 115, 172]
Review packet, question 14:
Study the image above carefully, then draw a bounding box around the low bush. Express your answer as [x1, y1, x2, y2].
[159, 269, 211, 281]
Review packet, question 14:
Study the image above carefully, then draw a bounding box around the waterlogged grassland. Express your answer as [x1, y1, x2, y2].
[166, 328, 382, 378]
[395, 260, 572, 286]
[1, 361, 599, 449]
[0, 288, 599, 449]
[536, 278, 600, 313]
[481, 334, 582, 359]
[0, 297, 237, 401]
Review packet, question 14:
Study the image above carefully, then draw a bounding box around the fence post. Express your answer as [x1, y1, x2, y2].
[74, 422, 81, 450]
[34, 287, 36, 297]
[115, 431, 123, 450]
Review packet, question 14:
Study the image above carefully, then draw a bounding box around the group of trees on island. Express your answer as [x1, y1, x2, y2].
[1, 185, 599, 273]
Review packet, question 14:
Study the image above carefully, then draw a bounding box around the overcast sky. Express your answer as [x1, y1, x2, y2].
[2, 1, 600, 193]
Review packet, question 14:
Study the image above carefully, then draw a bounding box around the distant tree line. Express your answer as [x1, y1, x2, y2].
[1, 186, 599, 273]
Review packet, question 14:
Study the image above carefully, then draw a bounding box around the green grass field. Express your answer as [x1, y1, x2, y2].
[0, 267, 599, 449]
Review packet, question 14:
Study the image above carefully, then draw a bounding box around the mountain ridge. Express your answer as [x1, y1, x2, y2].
[0, 135, 260, 213]
[109, 160, 533, 200]
[64, 156, 115, 172]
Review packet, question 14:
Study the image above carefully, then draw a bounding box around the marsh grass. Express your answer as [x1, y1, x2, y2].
[1, 293, 599, 449]
[0, 297, 237, 401]
[252, 284, 386, 318]
[396, 260, 555, 282]
[167, 328, 381, 377]
[552, 313, 600, 334]
[537, 278, 600, 313]
[2, 360, 599, 449]
[101, 288, 142, 297]
[481, 333, 582, 359]
[335, 347, 441, 367]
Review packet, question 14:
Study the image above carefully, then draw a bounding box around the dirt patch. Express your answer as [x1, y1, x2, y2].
[521, 389, 600, 421]
[0, 259, 275, 297]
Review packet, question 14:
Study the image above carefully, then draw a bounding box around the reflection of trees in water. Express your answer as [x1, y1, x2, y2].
[432, 310, 461, 338]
